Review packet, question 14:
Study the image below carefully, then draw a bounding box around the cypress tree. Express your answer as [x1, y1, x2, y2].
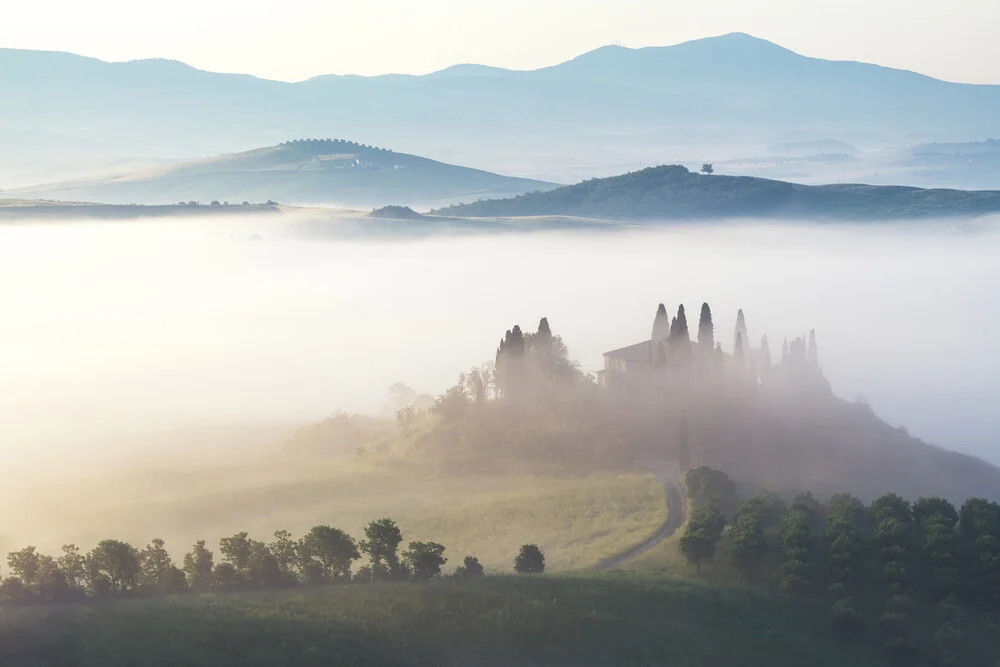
[651, 303, 670, 341]
[808, 330, 819, 371]
[734, 332, 745, 362]
[534, 317, 554, 379]
[760, 335, 771, 370]
[537, 317, 552, 340]
[502, 326, 526, 400]
[734, 309, 749, 357]
[674, 304, 690, 342]
[698, 302, 715, 350]
[782, 338, 789, 364]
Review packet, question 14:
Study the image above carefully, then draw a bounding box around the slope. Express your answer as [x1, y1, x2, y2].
[436, 164, 1000, 220]
[0, 576, 890, 667]
[10, 139, 554, 209]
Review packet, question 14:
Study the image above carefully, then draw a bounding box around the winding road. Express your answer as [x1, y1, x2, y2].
[596, 463, 687, 572]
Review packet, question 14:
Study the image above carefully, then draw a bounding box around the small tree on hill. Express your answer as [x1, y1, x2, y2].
[514, 544, 545, 574]
[403, 541, 447, 580]
[700, 163, 714, 175]
[455, 555, 484, 579]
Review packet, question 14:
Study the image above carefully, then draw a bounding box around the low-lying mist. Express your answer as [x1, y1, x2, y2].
[1, 214, 998, 474]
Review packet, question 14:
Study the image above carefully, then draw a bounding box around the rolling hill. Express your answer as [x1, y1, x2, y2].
[436, 165, 1000, 220]
[5, 33, 1000, 182]
[8, 139, 554, 209]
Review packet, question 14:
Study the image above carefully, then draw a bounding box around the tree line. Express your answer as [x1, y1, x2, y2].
[679, 467, 1000, 665]
[0, 519, 546, 604]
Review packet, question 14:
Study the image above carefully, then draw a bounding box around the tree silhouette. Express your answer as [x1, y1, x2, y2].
[652, 303, 670, 340]
[403, 542, 447, 580]
[700, 163, 714, 175]
[360, 518, 404, 579]
[698, 302, 714, 351]
[514, 544, 545, 574]
[808, 330, 819, 371]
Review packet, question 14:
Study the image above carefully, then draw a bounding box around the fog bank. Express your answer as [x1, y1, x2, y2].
[0, 216, 997, 471]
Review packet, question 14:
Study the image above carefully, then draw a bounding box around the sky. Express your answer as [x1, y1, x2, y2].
[2, 0, 999, 84]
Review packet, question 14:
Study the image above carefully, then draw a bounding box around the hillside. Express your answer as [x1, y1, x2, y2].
[5, 33, 1000, 181]
[436, 165, 1000, 220]
[0, 576, 893, 666]
[8, 139, 554, 209]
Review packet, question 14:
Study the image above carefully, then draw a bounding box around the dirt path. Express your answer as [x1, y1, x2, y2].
[595, 463, 686, 572]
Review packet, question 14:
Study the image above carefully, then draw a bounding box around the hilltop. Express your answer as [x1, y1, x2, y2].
[436, 165, 1000, 220]
[6, 34, 1000, 182]
[8, 139, 554, 209]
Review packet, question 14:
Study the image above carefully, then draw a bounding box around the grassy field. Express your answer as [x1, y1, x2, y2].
[0, 575, 889, 667]
[1, 458, 666, 573]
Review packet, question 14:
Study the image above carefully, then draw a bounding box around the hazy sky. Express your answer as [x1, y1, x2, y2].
[3, 0, 999, 84]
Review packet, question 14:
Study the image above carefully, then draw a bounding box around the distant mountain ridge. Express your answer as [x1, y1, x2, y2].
[5, 33, 1000, 182]
[436, 165, 1000, 220]
[9, 139, 554, 209]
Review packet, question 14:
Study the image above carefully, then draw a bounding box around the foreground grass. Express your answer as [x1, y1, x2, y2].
[0, 575, 888, 667]
[4, 460, 665, 573]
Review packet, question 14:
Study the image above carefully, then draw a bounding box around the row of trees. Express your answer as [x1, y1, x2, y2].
[678, 468, 1000, 664]
[0, 520, 546, 604]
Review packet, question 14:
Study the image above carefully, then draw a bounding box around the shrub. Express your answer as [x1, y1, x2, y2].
[514, 545, 545, 574]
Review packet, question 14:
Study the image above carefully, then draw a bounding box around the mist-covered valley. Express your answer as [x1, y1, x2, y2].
[1, 213, 997, 473]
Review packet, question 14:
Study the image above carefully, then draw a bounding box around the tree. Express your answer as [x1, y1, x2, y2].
[269, 530, 299, 579]
[697, 302, 714, 351]
[86, 539, 141, 594]
[139, 539, 186, 594]
[212, 562, 243, 590]
[700, 163, 714, 175]
[360, 518, 404, 579]
[431, 382, 470, 421]
[514, 544, 545, 574]
[669, 304, 691, 364]
[6, 546, 41, 588]
[218, 532, 253, 575]
[298, 525, 360, 581]
[679, 506, 726, 572]
[652, 303, 670, 341]
[246, 540, 282, 588]
[685, 467, 738, 519]
[808, 329, 819, 371]
[759, 335, 771, 371]
[34, 554, 75, 601]
[182, 540, 215, 591]
[386, 382, 417, 415]
[734, 309, 749, 356]
[396, 404, 419, 429]
[729, 509, 766, 576]
[455, 555, 484, 579]
[58, 544, 87, 591]
[403, 541, 447, 580]
[776, 495, 820, 596]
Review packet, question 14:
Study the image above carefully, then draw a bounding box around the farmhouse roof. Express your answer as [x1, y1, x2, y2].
[603, 341, 653, 362]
